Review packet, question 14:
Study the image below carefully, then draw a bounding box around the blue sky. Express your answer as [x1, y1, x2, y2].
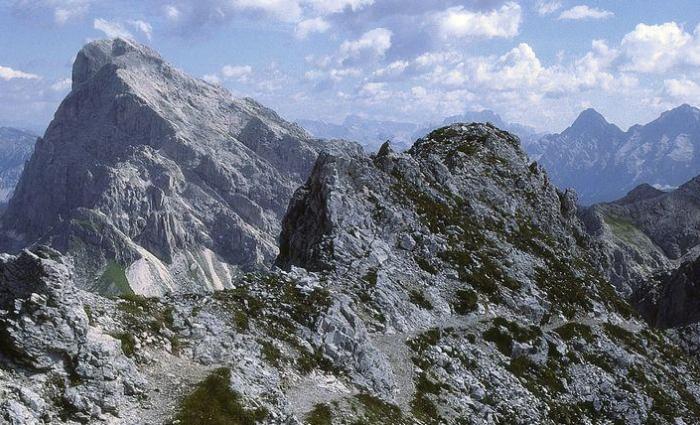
[2, 0, 700, 134]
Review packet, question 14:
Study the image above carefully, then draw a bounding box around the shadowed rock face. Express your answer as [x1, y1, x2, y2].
[584, 176, 700, 334]
[0, 38, 350, 295]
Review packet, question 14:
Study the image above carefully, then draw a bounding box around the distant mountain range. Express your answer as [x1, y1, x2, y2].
[297, 115, 417, 152]
[538, 104, 700, 205]
[298, 110, 543, 153]
[0, 127, 36, 204]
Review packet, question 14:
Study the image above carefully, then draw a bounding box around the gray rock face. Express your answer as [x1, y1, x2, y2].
[0, 127, 36, 204]
[0, 247, 145, 423]
[583, 174, 700, 362]
[582, 177, 700, 297]
[277, 123, 700, 424]
[0, 38, 348, 295]
[538, 104, 700, 204]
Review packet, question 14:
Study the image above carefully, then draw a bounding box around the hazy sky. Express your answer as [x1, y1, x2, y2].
[2, 0, 700, 133]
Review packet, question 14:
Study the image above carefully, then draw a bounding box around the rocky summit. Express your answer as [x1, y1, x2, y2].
[0, 38, 354, 296]
[3, 88, 700, 424]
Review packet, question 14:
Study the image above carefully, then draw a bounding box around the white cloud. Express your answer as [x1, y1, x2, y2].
[535, 0, 562, 16]
[295, 17, 330, 39]
[203, 74, 221, 84]
[373, 60, 409, 79]
[664, 77, 700, 101]
[436, 2, 521, 39]
[339, 28, 393, 63]
[621, 22, 695, 73]
[558, 5, 614, 21]
[471, 43, 543, 90]
[164, 4, 181, 21]
[94, 18, 133, 39]
[128, 20, 153, 39]
[221, 65, 253, 82]
[0, 65, 40, 81]
[50, 78, 72, 91]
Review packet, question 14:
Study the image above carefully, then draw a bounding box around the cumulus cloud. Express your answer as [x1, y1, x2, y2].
[0, 65, 40, 81]
[128, 20, 153, 39]
[221, 65, 253, 82]
[295, 17, 331, 39]
[535, 0, 562, 16]
[436, 2, 521, 39]
[231, 0, 303, 21]
[620, 22, 699, 73]
[339, 28, 393, 63]
[94, 18, 133, 39]
[558, 5, 614, 21]
[50, 78, 72, 91]
[93, 18, 152, 40]
[664, 77, 700, 102]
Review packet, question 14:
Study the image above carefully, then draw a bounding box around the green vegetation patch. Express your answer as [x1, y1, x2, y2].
[352, 394, 407, 425]
[306, 403, 332, 425]
[604, 214, 644, 246]
[602, 323, 645, 354]
[114, 332, 136, 357]
[96, 261, 133, 297]
[484, 317, 541, 356]
[174, 368, 268, 425]
[554, 323, 595, 343]
[508, 357, 565, 397]
[409, 289, 433, 310]
[453, 288, 478, 314]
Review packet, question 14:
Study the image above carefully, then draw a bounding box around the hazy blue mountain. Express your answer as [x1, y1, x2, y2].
[299, 110, 543, 154]
[0, 127, 36, 203]
[538, 104, 700, 205]
[297, 115, 418, 152]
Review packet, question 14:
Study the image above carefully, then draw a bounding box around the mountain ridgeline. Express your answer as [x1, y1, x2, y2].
[2, 38, 700, 425]
[538, 105, 700, 204]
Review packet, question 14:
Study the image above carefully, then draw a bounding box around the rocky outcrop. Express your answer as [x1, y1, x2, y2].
[277, 123, 700, 424]
[0, 38, 352, 295]
[0, 247, 145, 423]
[583, 176, 700, 297]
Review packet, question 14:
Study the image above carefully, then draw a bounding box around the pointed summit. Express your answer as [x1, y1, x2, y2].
[1, 38, 343, 295]
[563, 108, 623, 140]
[570, 108, 609, 129]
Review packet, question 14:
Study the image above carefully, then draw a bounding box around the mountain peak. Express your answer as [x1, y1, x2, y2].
[562, 108, 624, 141]
[72, 38, 163, 89]
[661, 103, 700, 121]
[571, 108, 608, 127]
